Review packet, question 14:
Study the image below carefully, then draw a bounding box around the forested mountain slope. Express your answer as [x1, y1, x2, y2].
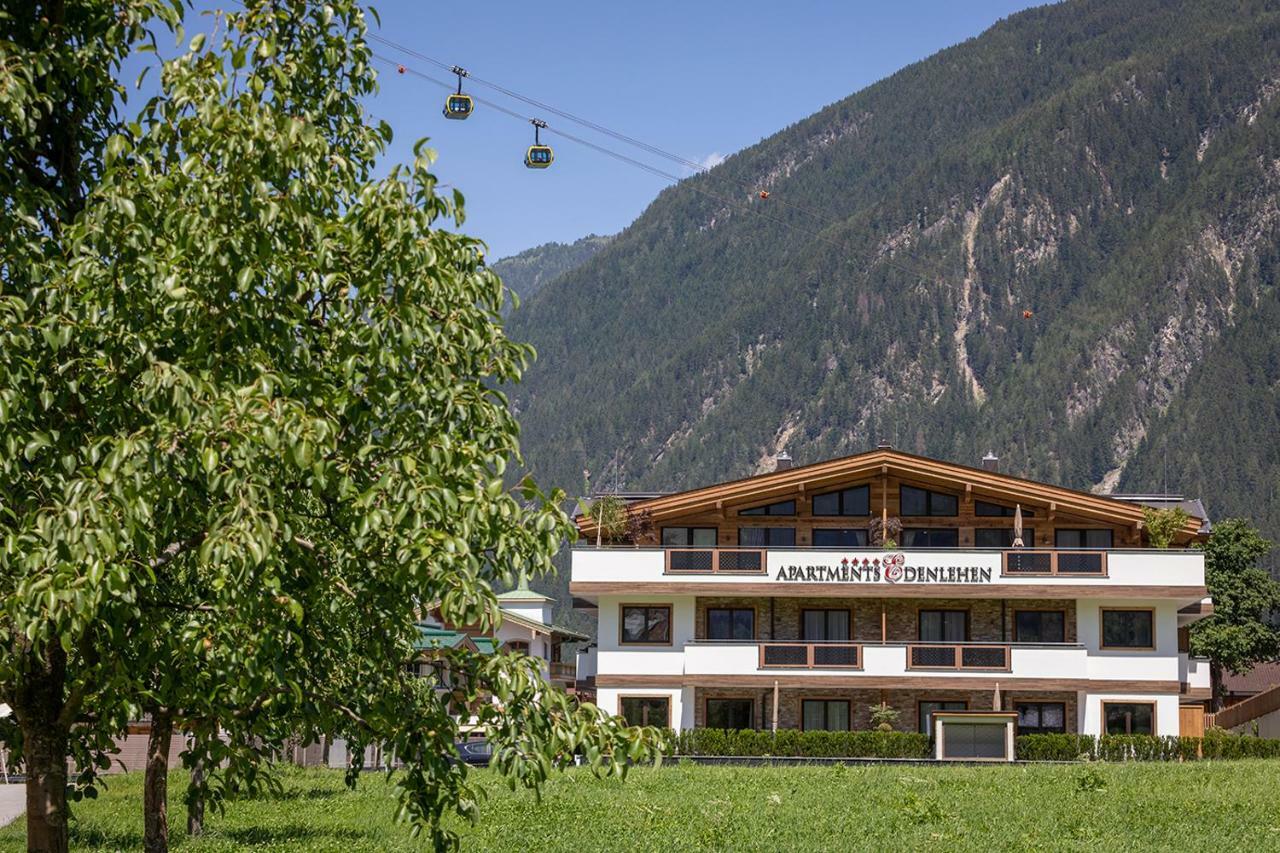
[507, 0, 1280, 562]
[491, 233, 612, 304]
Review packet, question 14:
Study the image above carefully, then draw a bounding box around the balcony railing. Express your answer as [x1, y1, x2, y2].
[549, 661, 576, 681]
[759, 642, 861, 669]
[907, 643, 1011, 671]
[665, 547, 767, 574]
[1002, 550, 1107, 577]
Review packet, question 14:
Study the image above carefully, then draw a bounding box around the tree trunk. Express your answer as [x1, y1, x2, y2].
[1211, 660, 1225, 713]
[21, 724, 69, 853]
[143, 708, 174, 853]
[187, 759, 205, 837]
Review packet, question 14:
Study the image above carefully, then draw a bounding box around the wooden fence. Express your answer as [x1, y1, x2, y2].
[1206, 682, 1280, 731]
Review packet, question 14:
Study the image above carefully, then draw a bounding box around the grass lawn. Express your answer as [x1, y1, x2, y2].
[2, 760, 1279, 851]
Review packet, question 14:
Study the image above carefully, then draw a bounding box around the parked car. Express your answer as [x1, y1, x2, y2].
[453, 739, 492, 767]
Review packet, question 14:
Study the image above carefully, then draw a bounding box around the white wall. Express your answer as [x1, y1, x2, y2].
[596, 594, 695, 677]
[1081, 693, 1181, 737]
[1233, 708, 1280, 739]
[597, 686, 694, 730]
[1079, 598, 1180, 682]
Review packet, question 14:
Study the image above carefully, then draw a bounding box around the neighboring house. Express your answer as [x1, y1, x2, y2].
[1223, 662, 1280, 707]
[571, 446, 1215, 744]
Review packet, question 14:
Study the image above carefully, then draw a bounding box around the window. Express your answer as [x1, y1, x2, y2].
[1016, 702, 1066, 734]
[802, 609, 851, 641]
[919, 700, 967, 734]
[801, 699, 850, 731]
[1014, 610, 1066, 643]
[1054, 528, 1113, 549]
[812, 528, 869, 547]
[738, 527, 796, 547]
[620, 696, 670, 727]
[901, 528, 959, 548]
[506, 640, 529, 654]
[620, 605, 672, 644]
[974, 527, 1036, 548]
[975, 500, 1035, 517]
[706, 698, 753, 729]
[900, 485, 958, 517]
[812, 485, 871, 517]
[707, 607, 755, 640]
[739, 499, 796, 516]
[1101, 609, 1154, 649]
[919, 609, 968, 642]
[661, 526, 718, 547]
[1103, 702, 1154, 735]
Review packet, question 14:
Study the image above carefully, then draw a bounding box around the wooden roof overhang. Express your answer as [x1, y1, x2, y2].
[576, 448, 1204, 540]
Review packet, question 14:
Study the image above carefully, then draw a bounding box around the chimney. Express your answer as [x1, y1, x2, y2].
[877, 439, 893, 450]
[774, 451, 793, 472]
[981, 451, 999, 473]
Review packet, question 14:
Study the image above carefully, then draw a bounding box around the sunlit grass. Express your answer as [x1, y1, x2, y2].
[2, 760, 1278, 851]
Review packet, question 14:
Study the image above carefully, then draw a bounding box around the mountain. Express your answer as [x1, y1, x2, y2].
[503, 0, 1280, 608]
[490, 234, 613, 305]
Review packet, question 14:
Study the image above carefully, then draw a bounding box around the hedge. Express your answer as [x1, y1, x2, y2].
[667, 729, 1280, 761]
[673, 728, 930, 759]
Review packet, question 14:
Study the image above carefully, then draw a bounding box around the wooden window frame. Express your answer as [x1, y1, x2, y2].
[917, 607, 970, 642]
[801, 607, 853, 642]
[618, 694, 671, 728]
[800, 697, 852, 732]
[1101, 701, 1156, 736]
[1015, 701, 1068, 735]
[704, 696, 755, 730]
[1099, 607, 1156, 651]
[705, 605, 757, 641]
[811, 484, 872, 517]
[619, 604, 674, 646]
[918, 699, 968, 734]
[1012, 608, 1067, 643]
[900, 484, 959, 518]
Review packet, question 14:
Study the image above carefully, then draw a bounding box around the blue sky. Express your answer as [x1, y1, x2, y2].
[160, 1, 1048, 259]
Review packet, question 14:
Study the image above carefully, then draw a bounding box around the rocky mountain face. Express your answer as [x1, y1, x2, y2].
[505, 0, 1280, 559]
[491, 233, 612, 305]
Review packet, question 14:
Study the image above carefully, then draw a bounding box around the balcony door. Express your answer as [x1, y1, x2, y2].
[802, 608, 850, 642]
[918, 609, 968, 642]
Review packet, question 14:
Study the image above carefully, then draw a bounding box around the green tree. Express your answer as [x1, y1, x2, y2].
[1190, 519, 1280, 711]
[0, 3, 662, 851]
[1142, 506, 1190, 549]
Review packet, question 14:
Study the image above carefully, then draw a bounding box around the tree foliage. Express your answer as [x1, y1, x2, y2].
[0, 2, 661, 850]
[1142, 507, 1190, 549]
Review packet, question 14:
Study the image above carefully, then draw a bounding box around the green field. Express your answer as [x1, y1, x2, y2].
[2, 761, 1279, 851]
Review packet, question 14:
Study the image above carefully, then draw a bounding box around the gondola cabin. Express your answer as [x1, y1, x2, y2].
[443, 94, 474, 120]
[525, 145, 554, 169]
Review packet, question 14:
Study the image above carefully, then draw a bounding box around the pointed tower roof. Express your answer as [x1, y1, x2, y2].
[495, 570, 554, 602]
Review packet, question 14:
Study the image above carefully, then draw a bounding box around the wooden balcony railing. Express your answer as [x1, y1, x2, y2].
[665, 548, 768, 575]
[758, 642, 861, 669]
[549, 661, 576, 681]
[1002, 549, 1107, 577]
[906, 644, 1011, 671]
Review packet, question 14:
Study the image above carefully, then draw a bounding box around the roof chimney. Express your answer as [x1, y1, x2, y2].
[877, 439, 893, 450]
[774, 451, 793, 472]
[981, 451, 999, 473]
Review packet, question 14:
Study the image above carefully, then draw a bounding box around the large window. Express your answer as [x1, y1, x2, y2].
[812, 528, 868, 547]
[902, 528, 959, 548]
[661, 526, 717, 547]
[801, 699, 850, 731]
[739, 499, 796, 517]
[1017, 702, 1066, 734]
[1014, 610, 1066, 643]
[974, 527, 1036, 548]
[802, 609, 851, 641]
[919, 609, 968, 642]
[900, 485, 958, 517]
[975, 500, 1035, 517]
[1101, 609, 1154, 649]
[1054, 528, 1113, 549]
[620, 696, 670, 727]
[739, 527, 796, 547]
[812, 485, 870, 517]
[1103, 702, 1154, 735]
[620, 605, 672, 645]
[707, 607, 755, 641]
[919, 700, 966, 734]
[706, 698, 753, 729]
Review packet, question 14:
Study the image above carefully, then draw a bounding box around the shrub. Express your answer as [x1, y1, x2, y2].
[674, 728, 930, 759]
[1015, 734, 1096, 761]
[1015, 732, 1280, 762]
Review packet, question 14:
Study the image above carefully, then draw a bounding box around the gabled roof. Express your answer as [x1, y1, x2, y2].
[412, 622, 481, 653]
[577, 447, 1204, 539]
[499, 608, 590, 641]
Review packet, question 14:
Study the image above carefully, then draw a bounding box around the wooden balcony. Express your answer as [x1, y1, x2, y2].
[758, 642, 861, 669]
[1001, 549, 1107, 577]
[549, 661, 576, 681]
[664, 547, 767, 575]
[906, 643, 1011, 671]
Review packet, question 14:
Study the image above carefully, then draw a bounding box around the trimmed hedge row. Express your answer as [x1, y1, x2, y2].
[668, 729, 1280, 761]
[672, 728, 930, 758]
